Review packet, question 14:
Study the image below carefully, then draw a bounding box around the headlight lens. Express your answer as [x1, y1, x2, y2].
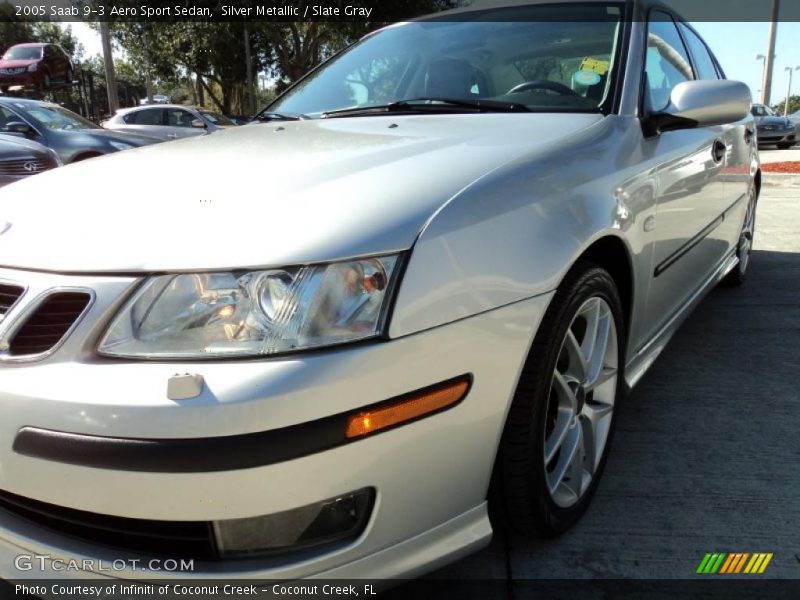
[97, 255, 401, 358]
[27, 63, 38, 72]
[109, 141, 135, 151]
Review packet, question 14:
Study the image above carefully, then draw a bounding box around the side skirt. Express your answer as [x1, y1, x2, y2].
[624, 249, 739, 390]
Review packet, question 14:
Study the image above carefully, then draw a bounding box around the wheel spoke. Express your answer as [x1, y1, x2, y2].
[552, 370, 579, 413]
[580, 297, 602, 372]
[585, 312, 612, 388]
[548, 424, 580, 494]
[563, 329, 588, 381]
[564, 423, 586, 499]
[544, 406, 573, 464]
[586, 365, 618, 392]
[581, 401, 613, 472]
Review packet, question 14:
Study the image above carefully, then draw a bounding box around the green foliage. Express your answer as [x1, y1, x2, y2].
[773, 95, 800, 116]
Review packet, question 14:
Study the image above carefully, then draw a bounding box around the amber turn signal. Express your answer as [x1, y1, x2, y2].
[345, 377, 471, 439]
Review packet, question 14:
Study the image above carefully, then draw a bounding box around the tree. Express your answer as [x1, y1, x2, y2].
[773, 95, 800, 116]
[0, 4, 34, 52]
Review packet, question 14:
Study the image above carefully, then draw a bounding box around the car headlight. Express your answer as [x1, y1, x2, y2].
[27, 63, 38, 72]
[109, 141, 135, 151]
[97, 255, 401, 359]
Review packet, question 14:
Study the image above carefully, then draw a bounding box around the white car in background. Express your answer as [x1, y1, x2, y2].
[103, 104, 235, 140]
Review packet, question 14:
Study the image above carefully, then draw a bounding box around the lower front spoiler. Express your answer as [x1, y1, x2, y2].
[0, 503, 491, 581]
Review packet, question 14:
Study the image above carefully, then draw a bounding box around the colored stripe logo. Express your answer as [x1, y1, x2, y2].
[696, 553, 773, 574]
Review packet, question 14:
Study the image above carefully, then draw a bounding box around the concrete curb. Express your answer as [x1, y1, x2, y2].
[762, 173, 800, 187]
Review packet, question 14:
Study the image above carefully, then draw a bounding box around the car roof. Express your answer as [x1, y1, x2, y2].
[117, 104, 205, 114]
[8, 43, 47, 48]
[0, 96, 56, 109]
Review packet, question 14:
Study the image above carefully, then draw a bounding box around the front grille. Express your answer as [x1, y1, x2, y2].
[8, 292, 91, 356]
[0, 283, 24, 318]
[0, 67, 26, 75]
[0, 488, 218, 560]
[0, 158, 52, 177]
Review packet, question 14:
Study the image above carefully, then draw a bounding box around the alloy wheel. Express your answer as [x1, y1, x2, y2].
[544, 296, 619, 508]
[738, 189, 757, 275]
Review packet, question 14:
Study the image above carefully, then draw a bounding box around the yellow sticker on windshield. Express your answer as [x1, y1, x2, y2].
[580, 58, 610, 76]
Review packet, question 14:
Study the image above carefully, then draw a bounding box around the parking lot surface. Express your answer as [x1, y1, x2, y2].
[429, 179, 800, 583]
[760, 146, 800, 164]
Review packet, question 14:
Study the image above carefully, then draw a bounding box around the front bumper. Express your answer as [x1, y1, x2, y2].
[756, 129, 796, 145]
[0, 266, 552, 579]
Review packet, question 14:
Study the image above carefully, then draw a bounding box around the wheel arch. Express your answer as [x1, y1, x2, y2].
[570, 234, 635, 340]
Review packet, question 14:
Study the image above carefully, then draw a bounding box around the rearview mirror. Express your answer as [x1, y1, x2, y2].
[645, 80, 752, 136]
[191, 119, 207, 129]
[5, 121, 35, 136]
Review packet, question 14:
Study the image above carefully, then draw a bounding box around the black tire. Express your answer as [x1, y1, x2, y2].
[492, 261, 626, 537]
[723, 185, 757, 287]
[777, 143, 792, 150]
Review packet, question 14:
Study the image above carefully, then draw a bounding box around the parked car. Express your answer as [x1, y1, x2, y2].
[750, 103, 796, 149]
[103, 104, 235, 140]
[0, 43, 73, 93]
[0, 0, 759, 582]
[0, 97, 160, 163]
[0, 134, 60, 187]
[138, 94, 171, 105]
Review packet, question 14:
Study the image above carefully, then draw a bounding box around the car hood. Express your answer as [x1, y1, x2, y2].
[754, 116, 790, 126]
[0, 59, 37, 69]
[0, 113, 603, 273]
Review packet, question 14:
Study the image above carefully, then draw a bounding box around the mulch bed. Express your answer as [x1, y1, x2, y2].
[762, 161, 800, 174]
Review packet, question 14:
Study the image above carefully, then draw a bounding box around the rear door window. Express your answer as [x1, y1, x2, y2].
[127, 109, 163, 125]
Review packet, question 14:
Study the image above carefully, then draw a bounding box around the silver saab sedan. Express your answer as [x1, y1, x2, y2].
[0, 0, 758, 582]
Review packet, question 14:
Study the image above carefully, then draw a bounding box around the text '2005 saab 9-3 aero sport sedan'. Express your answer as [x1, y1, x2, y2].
[0, 0, 758, 582]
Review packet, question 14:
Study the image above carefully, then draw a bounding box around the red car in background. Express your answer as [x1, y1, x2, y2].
[0, 43, 74, 92]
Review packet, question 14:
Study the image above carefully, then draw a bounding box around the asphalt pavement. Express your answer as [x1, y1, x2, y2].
[426, 176, 800, 585]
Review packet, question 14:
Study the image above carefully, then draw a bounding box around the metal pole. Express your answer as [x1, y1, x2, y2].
[761, 0, 779, 106]
[786, 68, 793, 116]
[99, 20, 119, 113]
[243, 23, 256, 116]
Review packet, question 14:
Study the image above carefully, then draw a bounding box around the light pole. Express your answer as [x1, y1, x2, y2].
[761, 0, 780, 106]
[756, 54, 767, 104]
[784, 66, 800, 116]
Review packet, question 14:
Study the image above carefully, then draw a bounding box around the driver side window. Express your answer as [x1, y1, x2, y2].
[644, 12, 694, 112]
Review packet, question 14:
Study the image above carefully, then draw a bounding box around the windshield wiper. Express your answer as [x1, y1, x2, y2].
[254, 111, 310, 122]
[321, 97, 532, 119]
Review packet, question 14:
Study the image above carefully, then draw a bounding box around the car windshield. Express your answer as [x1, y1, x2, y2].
[269, 3, 623, 118]
[199, 111, 234, 125]
[3, 46, 43, 61]
[21, 104, 100, 130]
[751, 105, 775, 117]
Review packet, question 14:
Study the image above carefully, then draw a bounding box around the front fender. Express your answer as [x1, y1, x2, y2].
[389, 116, 645, 338]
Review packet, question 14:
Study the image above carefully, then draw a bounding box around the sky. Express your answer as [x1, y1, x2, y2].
[63, 20, 800, 108]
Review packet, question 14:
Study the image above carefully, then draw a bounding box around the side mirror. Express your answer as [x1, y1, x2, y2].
[191, 119, 207, 129]
[6, 121, 35, 136]
[644, 80, 752, 136]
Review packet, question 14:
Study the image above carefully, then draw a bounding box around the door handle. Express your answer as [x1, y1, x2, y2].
[712, 139, 726, 163]
[167, 134, 178, 139]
